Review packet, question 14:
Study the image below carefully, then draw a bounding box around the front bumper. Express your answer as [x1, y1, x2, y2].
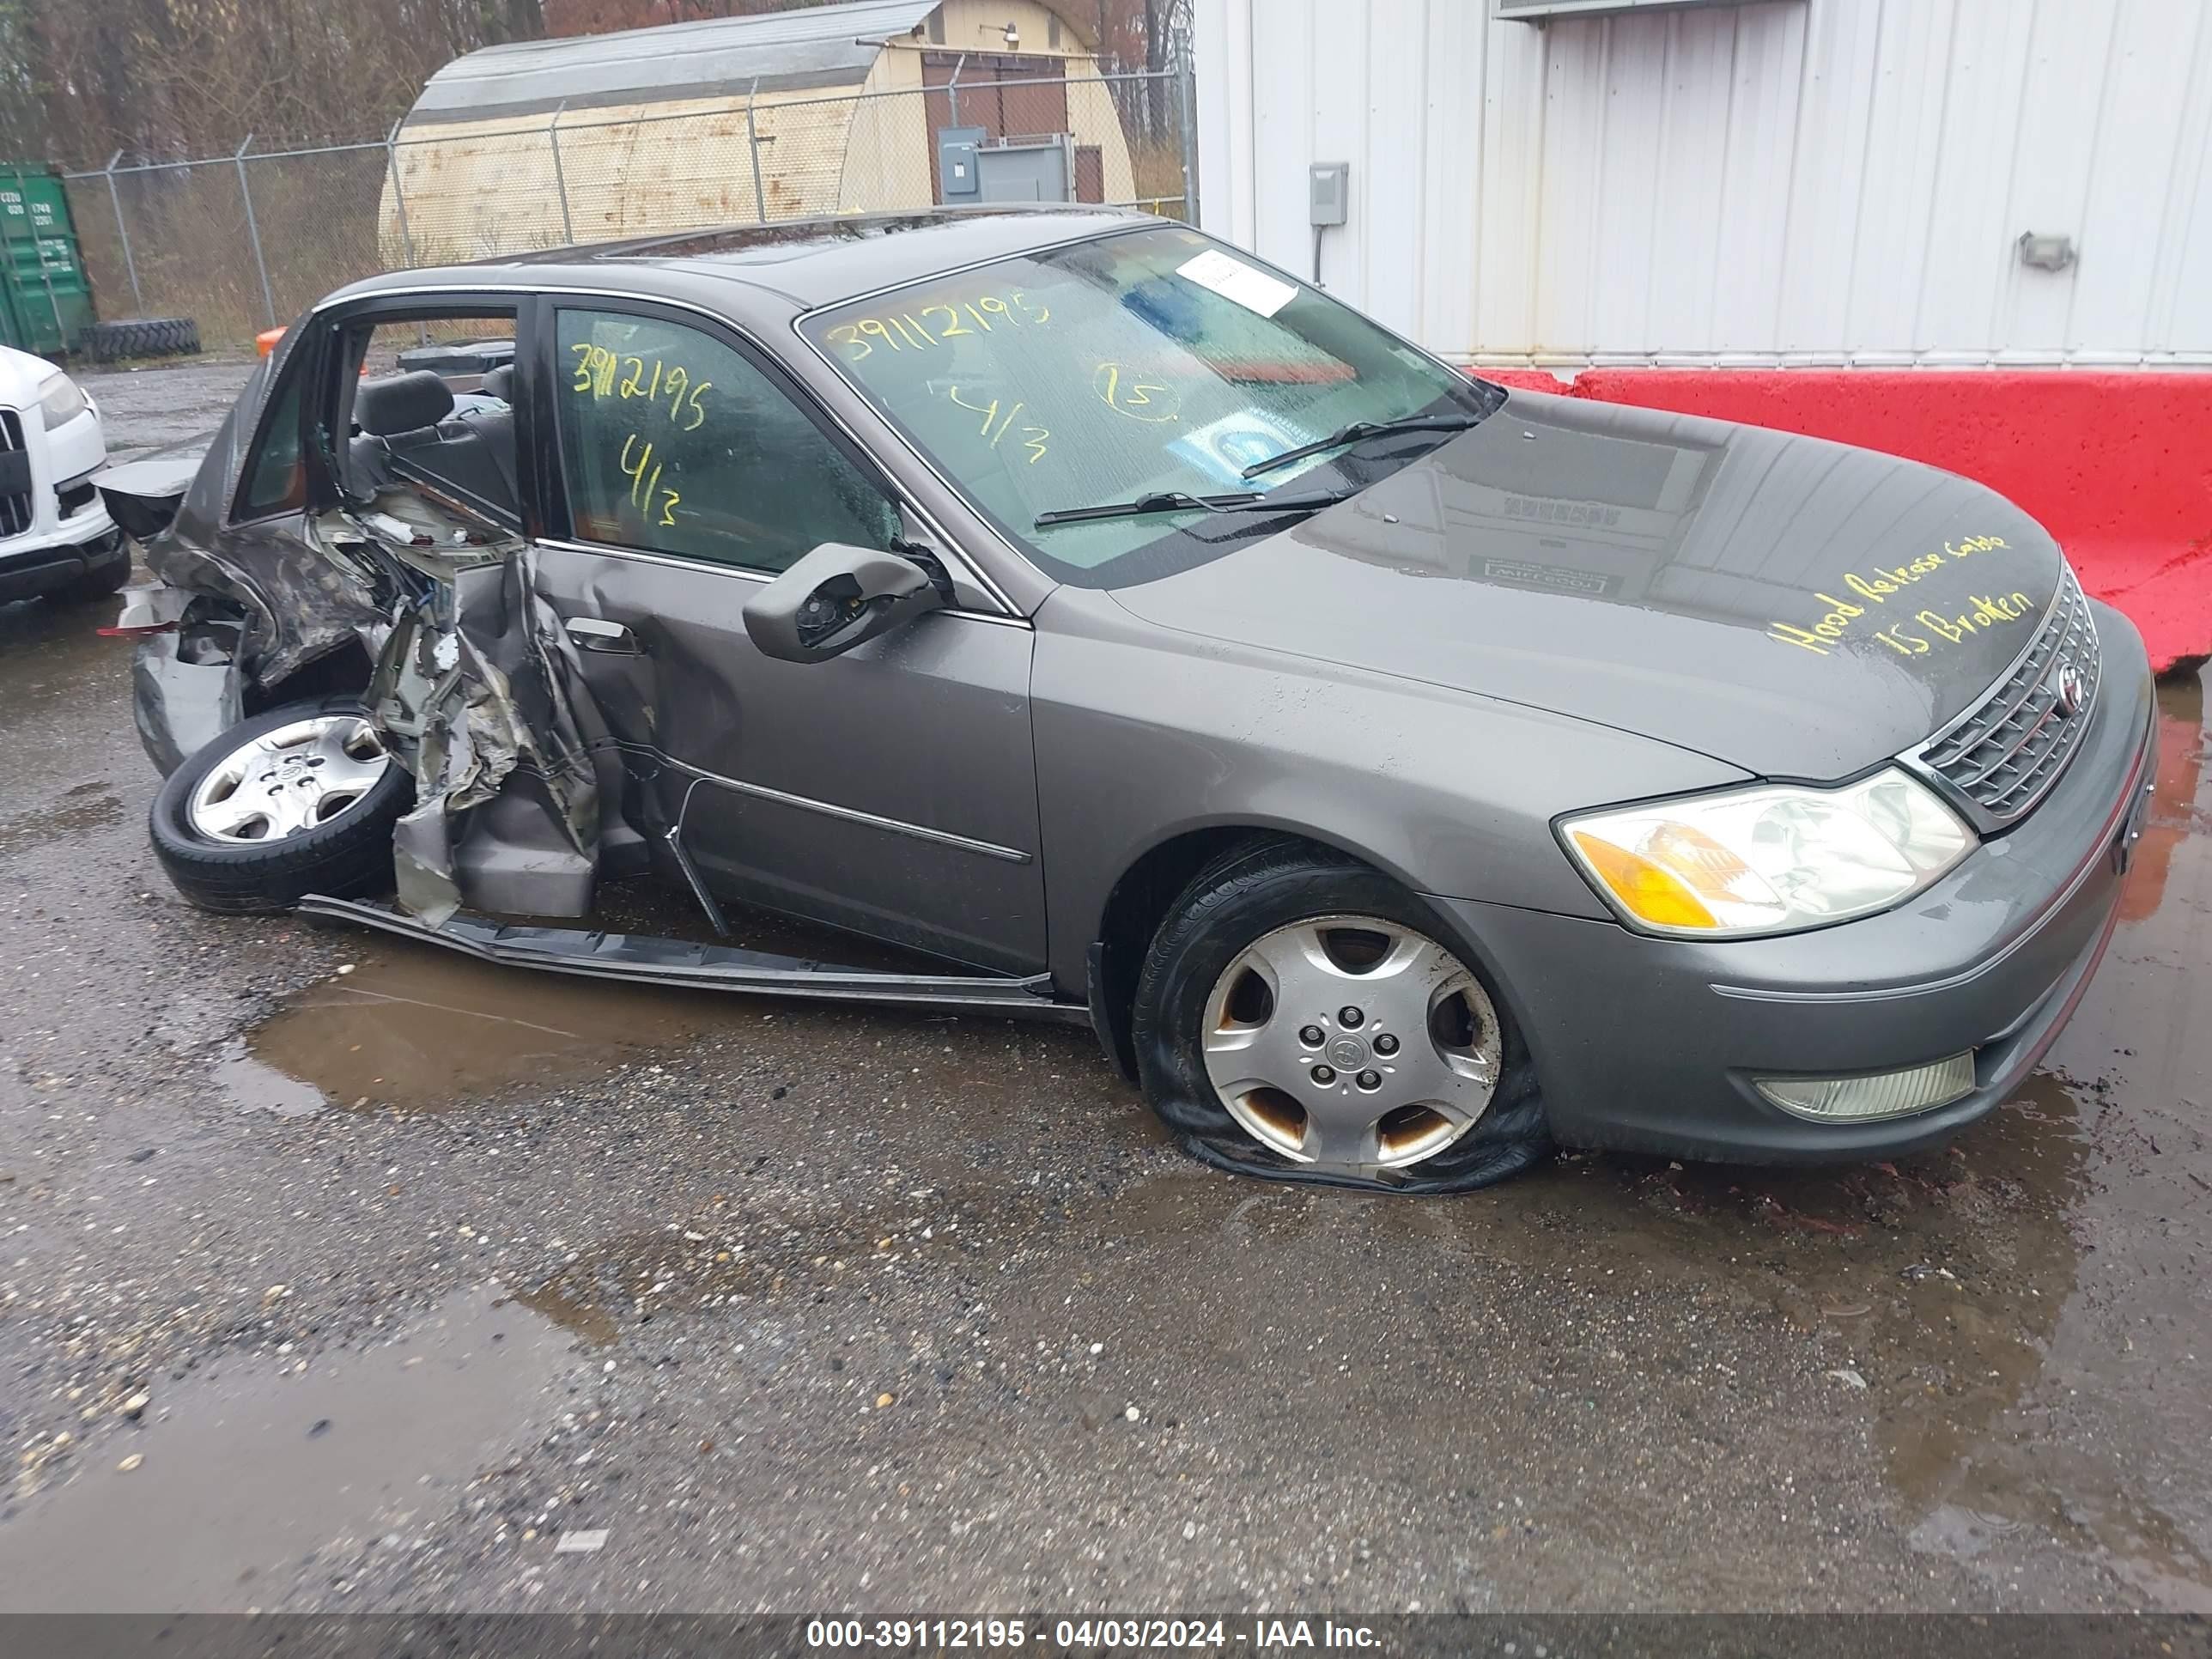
[1432, 597, 2158, 1164]
[0, 403, 121, 603]
[0, 513, 125, 602]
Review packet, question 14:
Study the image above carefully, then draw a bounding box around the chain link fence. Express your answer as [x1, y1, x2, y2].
[64, 65, 1196, 352]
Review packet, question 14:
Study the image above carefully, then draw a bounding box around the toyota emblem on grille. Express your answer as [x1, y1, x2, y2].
[2050, 661, 2086, 719]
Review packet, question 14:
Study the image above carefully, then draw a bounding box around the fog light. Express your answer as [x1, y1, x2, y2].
[1754, 1053, 1976, 1122]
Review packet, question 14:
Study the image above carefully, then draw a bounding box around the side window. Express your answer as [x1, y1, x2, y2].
[554, 308, 897, 574]
[237, 356, 307, 517]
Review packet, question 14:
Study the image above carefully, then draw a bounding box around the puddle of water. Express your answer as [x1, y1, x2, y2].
[0, 1285, 579, 1612]
[211, 1040, 328, 1118]
[224, 876, 969, 1117]
[511, 1279, 623, 1350]
[232, 945, 757, 1114]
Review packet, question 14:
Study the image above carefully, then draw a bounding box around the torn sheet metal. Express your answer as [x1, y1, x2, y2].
[94, 453, 204, 544]
[298, 896, 1089, 1021]
[118, 343, 398, 697]
[369, 526, 622, 925]
[131, 626, 243, 775]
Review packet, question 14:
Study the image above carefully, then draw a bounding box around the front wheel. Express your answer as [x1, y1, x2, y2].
[1130, 839, 1551, 1192]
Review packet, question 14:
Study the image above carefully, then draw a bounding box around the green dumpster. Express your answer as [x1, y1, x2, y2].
[0, 165, 94, 356]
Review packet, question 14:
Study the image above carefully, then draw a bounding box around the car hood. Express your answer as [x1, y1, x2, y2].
[1107, 388, 2066, 781]
[0, 342, 64, 404]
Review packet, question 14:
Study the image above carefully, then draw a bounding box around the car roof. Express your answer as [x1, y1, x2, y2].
[327, 205, 1162, 316]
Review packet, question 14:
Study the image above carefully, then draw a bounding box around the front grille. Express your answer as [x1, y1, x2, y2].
[0, 410, 31, 538]
[1917, 567, 2101, 826]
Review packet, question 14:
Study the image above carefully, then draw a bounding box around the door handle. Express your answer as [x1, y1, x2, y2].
[566, 617, 641, 655]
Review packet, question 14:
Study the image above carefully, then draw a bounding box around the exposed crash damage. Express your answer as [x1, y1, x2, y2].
[107, 313, 1074, 1019]
[112, 348, 609, 927]
[108, 208, 2154, 1194]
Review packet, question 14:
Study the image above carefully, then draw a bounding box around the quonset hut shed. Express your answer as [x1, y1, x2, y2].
[381, 0, 1140, 262]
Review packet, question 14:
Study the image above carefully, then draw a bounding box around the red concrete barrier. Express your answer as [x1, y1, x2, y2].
[1479, 368, 2212, 673]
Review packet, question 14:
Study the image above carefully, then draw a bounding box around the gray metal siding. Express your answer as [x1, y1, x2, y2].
[1196, 0, 2212, 366]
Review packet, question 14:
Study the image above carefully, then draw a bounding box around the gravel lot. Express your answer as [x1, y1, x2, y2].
[1, 354, 2208, 1618]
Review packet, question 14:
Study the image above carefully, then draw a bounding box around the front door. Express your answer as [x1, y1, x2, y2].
[524, 299, 1048, 974]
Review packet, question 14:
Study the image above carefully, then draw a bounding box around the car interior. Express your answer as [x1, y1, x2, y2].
[347, 362, 520, 527]
[336, 317, 522, 532]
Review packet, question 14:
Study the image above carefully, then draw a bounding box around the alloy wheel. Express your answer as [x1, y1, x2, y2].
[185, 714, 392, 843]
[1200, 914, 1502, 1176]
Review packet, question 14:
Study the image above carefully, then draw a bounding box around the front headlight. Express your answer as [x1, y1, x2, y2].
[37, 372, 90, 431]
[1559, 768, 1976, 939]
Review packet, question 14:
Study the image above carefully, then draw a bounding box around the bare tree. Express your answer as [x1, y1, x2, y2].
[0, 0, 548, 167]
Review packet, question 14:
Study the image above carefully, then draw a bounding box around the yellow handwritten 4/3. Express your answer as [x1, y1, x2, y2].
[945, 386, 1049, 464]
[617, 433, 683, 527]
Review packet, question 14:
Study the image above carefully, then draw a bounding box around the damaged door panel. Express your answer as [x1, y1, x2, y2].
[319, 313, 638, 927]
[532, 301, 1048, 974]
[111, 339, 400, 774]
[120, 286, 1045, 1008]
[531, 540, 1045, 972]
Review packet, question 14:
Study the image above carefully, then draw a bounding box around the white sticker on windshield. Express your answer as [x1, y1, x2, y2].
[1176, 249, 1298, 318]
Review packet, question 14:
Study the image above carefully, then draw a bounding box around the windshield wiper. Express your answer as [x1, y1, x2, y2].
[1238, 412, 1481, 481]
[1033, 486, 1352, 529]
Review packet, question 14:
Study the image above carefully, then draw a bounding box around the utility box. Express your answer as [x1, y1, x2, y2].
[975, 137, 1074, 204]
[937, 126, 986, 200]
[0, 166, 94, 356]
[1310, 162, 1350, 227]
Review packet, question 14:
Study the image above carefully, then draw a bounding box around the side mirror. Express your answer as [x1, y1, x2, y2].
[742, 541, 946, 665]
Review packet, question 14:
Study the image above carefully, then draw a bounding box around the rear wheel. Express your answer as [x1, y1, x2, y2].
[1131, 839, 1551, 1192]
[149, 698, 413, 914]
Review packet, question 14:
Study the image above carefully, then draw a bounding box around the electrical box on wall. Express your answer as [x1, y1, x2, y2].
[1310, 162, 1349, 227]
[1494, 0, 1790, 20]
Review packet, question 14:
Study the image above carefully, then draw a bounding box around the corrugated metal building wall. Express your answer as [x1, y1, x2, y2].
[1193, 0, 2212, 368]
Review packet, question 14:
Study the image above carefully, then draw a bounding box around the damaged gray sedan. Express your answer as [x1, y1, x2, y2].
[106, 208, 2156, 1193]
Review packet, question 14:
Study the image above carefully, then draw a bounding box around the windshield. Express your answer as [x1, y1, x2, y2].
[799, 225, 1497, 586]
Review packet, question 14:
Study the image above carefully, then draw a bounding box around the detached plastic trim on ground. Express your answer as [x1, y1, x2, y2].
[1479, 368, 2212, 675]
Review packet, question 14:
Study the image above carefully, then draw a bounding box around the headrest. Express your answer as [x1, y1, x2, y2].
[480, 363, 515, 404]
[355, 369, 455, 437]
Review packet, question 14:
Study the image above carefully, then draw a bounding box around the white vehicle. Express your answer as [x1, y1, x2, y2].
[0, 343, 122, 606]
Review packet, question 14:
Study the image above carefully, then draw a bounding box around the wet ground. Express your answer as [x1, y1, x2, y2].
[85, 352, 260, 465]
[0, 362, 2208, 1614]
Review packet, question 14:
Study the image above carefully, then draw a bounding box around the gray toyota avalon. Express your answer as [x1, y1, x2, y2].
[104, 207, 2158, 1193]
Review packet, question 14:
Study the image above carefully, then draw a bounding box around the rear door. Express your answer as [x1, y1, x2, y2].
[522, 295, 1048, 974]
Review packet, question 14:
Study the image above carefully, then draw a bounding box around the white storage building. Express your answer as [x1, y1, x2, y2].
[1192, 0, 2212, 368]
